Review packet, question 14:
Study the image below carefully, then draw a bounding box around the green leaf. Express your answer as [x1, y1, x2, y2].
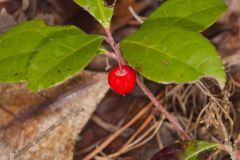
[180, 141, 219, 160]
[121, 26, 226, 87]
[142, 0, 227, 32]
[97, 46, 108, 55]
[121, 0, 227, 87]
[0, 20, 103, 91]
[74, 0, 113, 28]
[151, 140, 220, 160]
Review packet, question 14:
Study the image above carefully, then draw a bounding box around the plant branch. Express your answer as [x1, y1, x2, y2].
[105, 51, 116, 59]
[104, 28, 190, 140]
[105, 28, 124, 73]
[128, 6, 144, 24]
[136, 77, 190, 140]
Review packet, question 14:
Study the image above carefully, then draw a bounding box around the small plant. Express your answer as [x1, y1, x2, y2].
[0, 0, 237, 159]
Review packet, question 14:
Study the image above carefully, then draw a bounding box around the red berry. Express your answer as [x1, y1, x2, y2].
[108, 65, 136, 95]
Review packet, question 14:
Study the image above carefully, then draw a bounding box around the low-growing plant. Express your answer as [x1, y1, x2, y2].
[1, 0, 238, 159]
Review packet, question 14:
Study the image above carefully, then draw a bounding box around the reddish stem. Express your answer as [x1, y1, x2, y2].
[104, 29, 190, 140]
[105, 52, 117, 59]
[105, 28, 124, 73]
[136, 77, 190, 140]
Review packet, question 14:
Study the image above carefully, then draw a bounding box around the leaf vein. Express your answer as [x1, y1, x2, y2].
[124, 40, 203, 75]
[29, 37, 101, 87]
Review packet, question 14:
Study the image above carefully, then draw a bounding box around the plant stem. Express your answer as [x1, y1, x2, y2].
[104, 28, 190, 140]
[105, 28, 124, 73]
[136, 77, 190, 140]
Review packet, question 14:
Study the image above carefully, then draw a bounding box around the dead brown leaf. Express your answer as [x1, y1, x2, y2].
[0, 72, 109, 160]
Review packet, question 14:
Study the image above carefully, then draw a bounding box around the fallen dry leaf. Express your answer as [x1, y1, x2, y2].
[0, 72, 109, 160]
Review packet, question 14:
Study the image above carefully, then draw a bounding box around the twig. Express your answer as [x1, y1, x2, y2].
[108, 117, 165, 158]
[105, 29, 124, 73]
[207, 149, 221, 160]
[91, 114, 133, 137]
[105, 52, 116, 60]
[219, 117, 236, 160]
[136, 77, 190, 140]
[154, 117, 163, 149]
[128, 6, 144, 24]
[193, 103, 210, 139]
[75, 139, 103, 155]
[126, 118, 164, 151]
[120, 114, 154, 149]
[91, 115, 120, 133]
[196, 81, 233, 126]
[82, 93, 163, 160]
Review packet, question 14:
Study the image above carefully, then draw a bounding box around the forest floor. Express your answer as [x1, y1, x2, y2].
[0, 0, 240, 160]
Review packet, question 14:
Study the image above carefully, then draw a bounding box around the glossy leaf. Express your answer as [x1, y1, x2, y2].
[121, 26, 226, 87]
[151, 140, 219, 160]
[0, 20, 103, 91]
[74, 0, 113, 28]
[142, 0, 227, 32]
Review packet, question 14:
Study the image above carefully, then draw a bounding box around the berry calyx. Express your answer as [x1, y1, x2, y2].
[108, 65, 136, 95]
